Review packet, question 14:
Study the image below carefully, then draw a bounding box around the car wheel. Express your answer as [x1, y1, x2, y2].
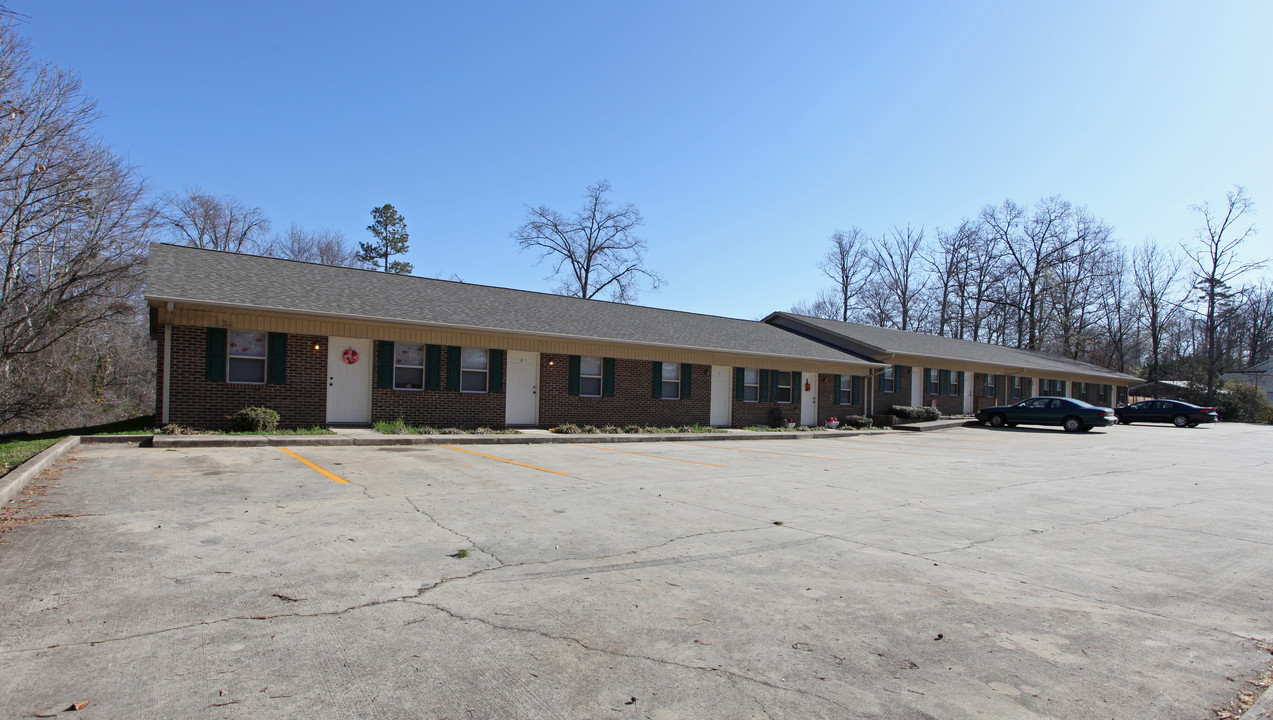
[1173, 415, 1189, 428]
[1063, 416, 1084, 432]
[989, 413, 1007, 428]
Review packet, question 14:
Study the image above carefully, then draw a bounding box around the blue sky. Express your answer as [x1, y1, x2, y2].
[15, 1, 1273, 319]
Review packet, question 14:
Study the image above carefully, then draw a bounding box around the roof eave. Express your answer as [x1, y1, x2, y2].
[147, 295, 885, 369]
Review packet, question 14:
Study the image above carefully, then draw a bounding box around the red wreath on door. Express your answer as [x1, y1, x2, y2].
[342, 348, 360, 364]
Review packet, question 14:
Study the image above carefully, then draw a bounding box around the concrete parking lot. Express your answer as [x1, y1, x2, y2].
[2, 423, 1271, 719]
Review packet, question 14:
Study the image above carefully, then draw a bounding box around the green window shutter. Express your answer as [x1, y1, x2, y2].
[832, 374, 841, 403]
[376, 340, 394, 389]
[852, 375, 861, 403]
[770, 370, 779, 400]
[425, 345, 441, 390]
[266, 332, 287, 384]
[791, 371, 801, 399]
[760, 369, 770, 401]
[489, 349, 505, 393]
[956, 371, 964, 395]
[939, 370, 949, 395]
[680, 363, 692, 400]
[735, 367, 745, 401]
[878, 370, 886, 392]
[651, 361, 662, 399]
[205, 328, 227, 382]
[603, 358, 616, 397]
[568, 355, 581, 396]
[447, 346, 461, 390]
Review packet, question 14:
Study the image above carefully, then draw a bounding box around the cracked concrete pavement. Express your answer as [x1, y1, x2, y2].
[2, 422, 1271, 718]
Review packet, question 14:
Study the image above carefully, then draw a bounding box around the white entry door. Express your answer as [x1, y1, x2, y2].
[800, 371, 817, 426]
[326, 337, 371, 424]
[963, 375, 974, 414]
[710, 366, 732, 427]
[505, 350, 539, 426]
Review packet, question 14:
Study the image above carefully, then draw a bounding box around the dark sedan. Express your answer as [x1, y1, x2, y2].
[1115, 399, 1218, 428]
[976, 396, 1116, 432]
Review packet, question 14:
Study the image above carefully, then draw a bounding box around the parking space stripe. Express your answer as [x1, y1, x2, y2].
[569, 444, 726, 467]
[440, 445, 571, 476]
[278, 448, 349, 484]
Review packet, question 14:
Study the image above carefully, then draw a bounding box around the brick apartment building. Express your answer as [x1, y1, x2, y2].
[146, 244, 1138, 430]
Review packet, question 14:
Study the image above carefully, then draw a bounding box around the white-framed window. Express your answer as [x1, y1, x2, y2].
[1011, 376, 1023, 399]
[838, 375, 854, 404]
[460, 348, 489, 393]
[394, 343, 424, 390]
[927, 368, 940, 395]
[983, 374, 997, 397]
[579, 356, 603, 397]
[227, 331, 266, 384]
[880, 365, 896, 393]
[661, 362, 680, 399]
[743, 368, 759, 402]
[776, 371, 793, 403]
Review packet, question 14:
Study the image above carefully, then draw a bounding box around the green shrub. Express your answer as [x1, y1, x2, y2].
[438, 427, 464, 435]
[1215, 381, 1273, 423]
[159, 423, 196, 435]
[229, 407, 280, 432]
[841, 415, 872, 429]
[888, 405, 940, 421]
[551, 424, 581, 434]
[600, 425, 621, 434]
[622, 425, 643, 434]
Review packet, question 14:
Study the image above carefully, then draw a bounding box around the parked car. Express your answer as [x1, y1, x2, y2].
[1114, 399, 1218, 427]
[975, 396, 1116, 432]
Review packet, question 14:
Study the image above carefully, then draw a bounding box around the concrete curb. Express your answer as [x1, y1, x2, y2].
[149, 427, 913, 449]
[0, 436, 80, 507]
[892, 419, 977, 432]
[1244, 682, 1273, 720]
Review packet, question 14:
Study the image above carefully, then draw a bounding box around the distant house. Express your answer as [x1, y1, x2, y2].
[145, 244, 882, 430]
[763, 313, 1141, 414]
[1222, 358, 1273, 402]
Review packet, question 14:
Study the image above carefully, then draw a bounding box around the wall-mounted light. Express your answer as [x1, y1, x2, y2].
[314, 344, 321, 350]
[548, 360, 554, 365]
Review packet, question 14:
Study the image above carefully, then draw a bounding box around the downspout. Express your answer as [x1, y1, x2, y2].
[162, 302, 173, 425]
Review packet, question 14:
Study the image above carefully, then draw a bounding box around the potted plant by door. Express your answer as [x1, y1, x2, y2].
[785, 419, 796, 429]
[826, 416, 840, 429]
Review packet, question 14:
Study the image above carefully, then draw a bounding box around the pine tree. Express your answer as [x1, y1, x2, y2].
[358, 204, 413, 274]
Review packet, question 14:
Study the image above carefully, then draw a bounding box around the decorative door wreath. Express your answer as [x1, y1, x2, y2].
[342, 348, 360, 364]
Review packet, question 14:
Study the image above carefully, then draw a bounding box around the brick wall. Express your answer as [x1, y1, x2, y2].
[539, 354, 711, 427]
[874, 364, 913, 412]
[816, 373, 866, 424]
[371, 343, 506, 429]
[159, 326, 327, 430]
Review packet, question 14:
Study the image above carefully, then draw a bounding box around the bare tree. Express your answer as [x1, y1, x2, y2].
[513, 180, 663, 302]
[1182, 186, 1264, 402]
[817, 228, 871, 322]
[0, 24, 152, 429]
[788, 288, 841, 320]
[1239, 281, 1273, 367]
[269, 223, 364, 267]
[157, 188, 270, 253]
[870, 224, 928, 331]
[1132, 239, 1184, 381]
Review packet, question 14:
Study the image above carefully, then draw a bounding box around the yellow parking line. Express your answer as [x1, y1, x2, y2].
[440, 445, 571, 476]
[570, 444, 726, 468]
[278, 447, 349, 484]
